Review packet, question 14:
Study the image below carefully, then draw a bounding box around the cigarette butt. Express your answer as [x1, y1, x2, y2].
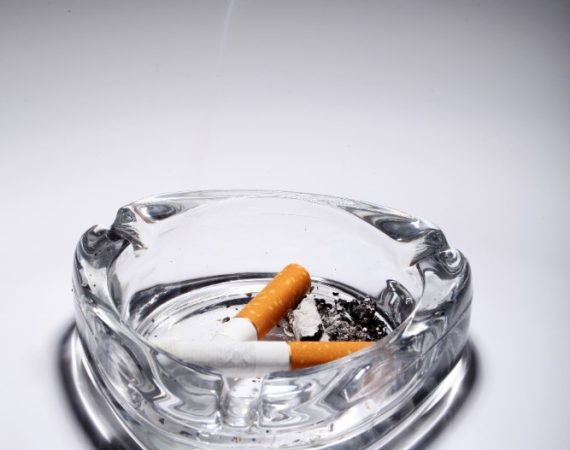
[289, 341, 374, 370]
[154, 338, 373, 377]
[156, 338, 290, 377]
[219, 263, 311, 340]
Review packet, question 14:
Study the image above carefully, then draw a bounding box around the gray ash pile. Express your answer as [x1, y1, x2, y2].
[280, 292, 390, 342]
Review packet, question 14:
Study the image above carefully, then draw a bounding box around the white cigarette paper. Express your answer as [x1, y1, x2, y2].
[155, 338, 290, 377]
[291, 297, 324, 340]
[216, 317, 258, 341]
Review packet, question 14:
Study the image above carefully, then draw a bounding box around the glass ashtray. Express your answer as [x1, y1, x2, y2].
[60, 190, 475, 449]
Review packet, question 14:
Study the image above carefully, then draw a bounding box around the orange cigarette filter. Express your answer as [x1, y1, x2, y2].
[289, 341, 374, 369]
[237, 263, 311, 339]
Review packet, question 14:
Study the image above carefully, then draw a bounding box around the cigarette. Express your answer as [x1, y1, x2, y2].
[155, 339, 373, 377]
[289, 341, 373, 369]
[217, 263, 311, 341]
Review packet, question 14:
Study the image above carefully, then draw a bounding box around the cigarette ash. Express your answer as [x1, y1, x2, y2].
[280, 292, 390, 342]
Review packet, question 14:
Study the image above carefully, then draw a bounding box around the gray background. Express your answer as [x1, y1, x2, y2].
[1, 0, 568, 448]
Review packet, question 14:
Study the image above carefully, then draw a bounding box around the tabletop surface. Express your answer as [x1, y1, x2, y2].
[1, 1, 568, 448]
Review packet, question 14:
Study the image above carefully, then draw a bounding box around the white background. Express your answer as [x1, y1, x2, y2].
[1, 0, 568, 448]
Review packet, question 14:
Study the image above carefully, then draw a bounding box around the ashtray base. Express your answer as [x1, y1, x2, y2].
[59, 326, 477, 450]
